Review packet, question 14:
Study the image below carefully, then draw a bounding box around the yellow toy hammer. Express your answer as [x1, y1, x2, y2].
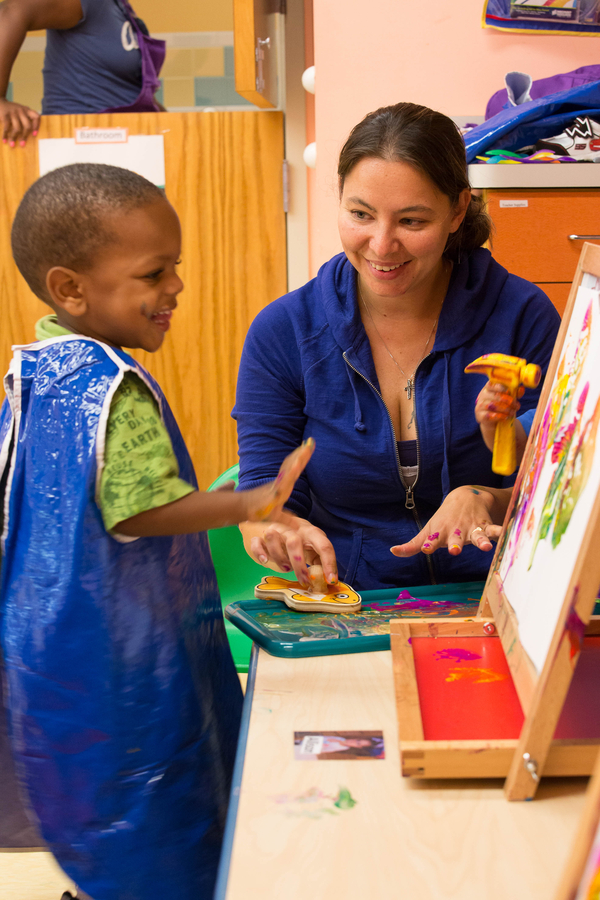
[464, 354, 541, 476]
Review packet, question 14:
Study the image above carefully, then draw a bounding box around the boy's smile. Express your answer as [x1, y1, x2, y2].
[49, 197, 183, 352]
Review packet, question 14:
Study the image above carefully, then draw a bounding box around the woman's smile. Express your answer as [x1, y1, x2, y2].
[367, 258, 412, 278]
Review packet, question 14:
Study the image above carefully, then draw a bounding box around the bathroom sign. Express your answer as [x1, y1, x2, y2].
[75, 127, 129, 144]
[38, 134, 165, 188]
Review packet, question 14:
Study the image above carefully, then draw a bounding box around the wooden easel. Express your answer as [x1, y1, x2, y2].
[555, 748, 600, 900]
[392, 243, 600, 800]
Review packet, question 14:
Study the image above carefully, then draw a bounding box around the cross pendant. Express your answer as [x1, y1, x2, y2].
[405, 379, 413, 401]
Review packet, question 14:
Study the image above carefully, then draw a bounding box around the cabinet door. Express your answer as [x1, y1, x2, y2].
[486, 190, 600, 283]
[0, 110, 286, 489]
[234, 0, 283, 108]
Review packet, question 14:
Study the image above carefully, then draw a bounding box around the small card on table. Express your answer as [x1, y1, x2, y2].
[294, 730, 385, 760]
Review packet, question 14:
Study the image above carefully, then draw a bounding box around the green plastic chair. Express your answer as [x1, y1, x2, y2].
[207, 464, 293, 672]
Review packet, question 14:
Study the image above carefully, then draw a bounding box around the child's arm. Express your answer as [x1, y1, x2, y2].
[0, 0, 82, 145]
[475, 380, 528, 462]
[115, 439, 314, 537]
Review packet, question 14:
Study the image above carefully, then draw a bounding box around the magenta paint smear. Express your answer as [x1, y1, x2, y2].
[398, 590, 420, 601]
[370, 591, 462, 613]
[433, 648, 482, 662]
[453, 529, 462, 537]
[427, 532, 440, 541]
[566, 591, 585, 661]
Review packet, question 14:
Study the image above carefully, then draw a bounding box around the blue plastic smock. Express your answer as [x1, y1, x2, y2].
[0, 336, 242, 900]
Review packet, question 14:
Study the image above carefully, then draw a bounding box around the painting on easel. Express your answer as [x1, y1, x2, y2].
[391, 243, 600, 800]
[495, 268, 600, 676]
[484, 242, 600, 799]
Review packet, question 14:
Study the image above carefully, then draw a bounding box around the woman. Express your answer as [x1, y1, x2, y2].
[234, 102, 560, 591]
[0, 0, 164, 147]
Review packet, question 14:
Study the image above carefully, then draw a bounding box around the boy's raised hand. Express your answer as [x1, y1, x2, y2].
[245, 438, 315, 523]
[114, 439, 315, 539]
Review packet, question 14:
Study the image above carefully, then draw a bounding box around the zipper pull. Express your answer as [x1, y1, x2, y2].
[405, 486, 415, 510]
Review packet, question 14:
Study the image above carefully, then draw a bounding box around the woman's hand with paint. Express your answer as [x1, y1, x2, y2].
[475, 381, 524, 452]
[389, 484, 512, 558]
[242, 514, 338, 591]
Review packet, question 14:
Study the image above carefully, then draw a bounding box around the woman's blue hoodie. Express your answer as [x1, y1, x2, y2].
[233, 249, 560, 590]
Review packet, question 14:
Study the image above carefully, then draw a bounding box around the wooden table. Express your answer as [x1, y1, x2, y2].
[216, 647, 588, 900]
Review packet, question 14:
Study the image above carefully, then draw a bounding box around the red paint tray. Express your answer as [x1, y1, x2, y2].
[391, 618, 600, 779]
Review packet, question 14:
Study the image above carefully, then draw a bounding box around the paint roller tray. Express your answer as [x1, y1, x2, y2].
[224, 581, 487, 659]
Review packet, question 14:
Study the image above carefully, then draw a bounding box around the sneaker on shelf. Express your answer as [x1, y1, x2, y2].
[537, 116, 600, 161]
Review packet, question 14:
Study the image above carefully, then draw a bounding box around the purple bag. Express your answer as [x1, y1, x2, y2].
[100, 0, 166, 114]
[486, 65, 600, 120]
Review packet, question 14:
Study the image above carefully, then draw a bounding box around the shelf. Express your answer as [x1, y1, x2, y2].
[468, 163, 600, 190]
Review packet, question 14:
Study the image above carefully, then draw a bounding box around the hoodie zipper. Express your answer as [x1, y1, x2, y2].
[343, 352, 436, 583]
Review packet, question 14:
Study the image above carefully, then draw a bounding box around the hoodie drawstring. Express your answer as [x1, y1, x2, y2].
[346, 364, 366, 432]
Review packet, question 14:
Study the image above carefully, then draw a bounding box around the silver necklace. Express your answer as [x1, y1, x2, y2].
[358, 284, 440, 401]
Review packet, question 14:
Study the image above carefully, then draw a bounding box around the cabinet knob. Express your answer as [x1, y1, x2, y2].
[568, 234, 600, 241]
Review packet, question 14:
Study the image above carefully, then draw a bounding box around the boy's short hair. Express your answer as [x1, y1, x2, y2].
[11, 163, 165, 302]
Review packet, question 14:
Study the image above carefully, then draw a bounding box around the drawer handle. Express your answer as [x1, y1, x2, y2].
[568, 234, 600, 241]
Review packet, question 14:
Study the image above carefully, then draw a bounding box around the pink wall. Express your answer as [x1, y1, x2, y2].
[311, 0, 600, 273]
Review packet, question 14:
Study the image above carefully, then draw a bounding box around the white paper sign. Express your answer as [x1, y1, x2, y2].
[75, 127, 128, 144]
[38, 134, 165, 188]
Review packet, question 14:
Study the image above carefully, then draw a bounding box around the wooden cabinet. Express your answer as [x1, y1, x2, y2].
[484, 189, 600, 317]
[0, 111, 287, 489]
[234, 0, 284, 108]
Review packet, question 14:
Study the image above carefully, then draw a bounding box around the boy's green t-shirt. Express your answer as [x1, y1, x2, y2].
[35, 316, 195, 532]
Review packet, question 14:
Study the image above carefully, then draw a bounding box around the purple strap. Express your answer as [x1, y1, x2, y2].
[100, 0, 166, 114]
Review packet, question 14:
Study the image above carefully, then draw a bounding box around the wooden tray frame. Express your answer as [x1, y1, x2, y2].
[391, 616, 600, 780]
[393, 243, 600, 799]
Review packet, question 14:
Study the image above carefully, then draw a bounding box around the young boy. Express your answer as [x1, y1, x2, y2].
[0, 163, 313, 900]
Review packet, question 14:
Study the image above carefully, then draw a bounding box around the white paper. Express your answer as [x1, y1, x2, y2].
[498, 279, 600, 673]
[38, 134, 165, 188]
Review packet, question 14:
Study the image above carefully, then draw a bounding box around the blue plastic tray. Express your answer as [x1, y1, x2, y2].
[224, 581, 486, 658]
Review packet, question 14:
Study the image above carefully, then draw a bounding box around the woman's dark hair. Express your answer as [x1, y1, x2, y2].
[337, 102, 491, 263]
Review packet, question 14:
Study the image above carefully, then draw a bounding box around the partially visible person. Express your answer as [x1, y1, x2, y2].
[0, 0, 165, 147]
[234, 102, 561, 592]
[0, 163, 312, 900]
